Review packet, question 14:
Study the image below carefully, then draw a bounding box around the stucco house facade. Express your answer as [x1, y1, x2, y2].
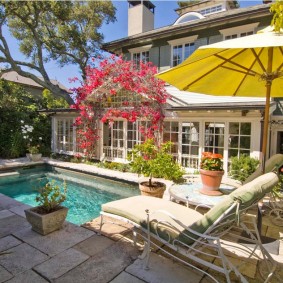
[51, 0, 283, 173]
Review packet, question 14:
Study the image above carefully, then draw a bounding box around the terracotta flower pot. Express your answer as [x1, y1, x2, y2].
[139, 181, 166, 198]
[199, 169, 224, 196]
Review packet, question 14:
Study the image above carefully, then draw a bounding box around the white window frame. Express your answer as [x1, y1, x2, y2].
[54, 117, 76, 154]
[219, 23, 259, 40]
[129, 45, 152, 65]
[168, 35, 198, 67]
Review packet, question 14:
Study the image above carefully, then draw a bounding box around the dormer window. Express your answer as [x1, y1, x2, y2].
[168, 35, 198, 67]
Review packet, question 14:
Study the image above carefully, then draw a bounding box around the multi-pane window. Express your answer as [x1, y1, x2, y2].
[133, 51, 149, 67]
[103, 121, 124, 159]
[163, 122, 179, 157]
[204, 122, 225, 156]
[225, 31, 253, 40]
[127, 122, 138, 152]
[172, 42, 195, 67]
[228, 122, 251, 158]
[199, 5, 222, 16]
[181, 122, 200, 168]
[56, 118, 74, 153]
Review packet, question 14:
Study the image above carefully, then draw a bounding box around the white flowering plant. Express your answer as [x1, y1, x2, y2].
[21, 121, 43, 154]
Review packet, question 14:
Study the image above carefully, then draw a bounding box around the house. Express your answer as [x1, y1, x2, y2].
[51, 0, 283, 173]
[1, 71, 70, 99]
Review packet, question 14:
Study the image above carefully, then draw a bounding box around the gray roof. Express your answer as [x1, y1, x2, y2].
[166, 85, 267, 110]
[1, 71, 70, 92]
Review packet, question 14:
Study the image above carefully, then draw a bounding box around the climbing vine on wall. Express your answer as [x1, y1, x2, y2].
[72, 55, 169, 159]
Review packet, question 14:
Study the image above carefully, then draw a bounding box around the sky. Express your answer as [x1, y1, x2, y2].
[6, 0, 263, 90]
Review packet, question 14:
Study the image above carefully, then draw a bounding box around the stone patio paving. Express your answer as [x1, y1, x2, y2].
[0, 158, 283, 282]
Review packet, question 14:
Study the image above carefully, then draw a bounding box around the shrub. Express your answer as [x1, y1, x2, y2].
[228, 154, 260, 182]
[129, 138, 185, 185]
[35, 181, 67, 214]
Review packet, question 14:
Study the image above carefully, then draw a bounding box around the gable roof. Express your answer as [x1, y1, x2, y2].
[1, 71, 70, 93]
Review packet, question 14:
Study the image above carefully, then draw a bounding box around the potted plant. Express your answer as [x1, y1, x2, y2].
[25, 181, 68, 235]
[199, 152, 224, 196]
[28, 145, 42, 161]
[129, 138, 185, 198]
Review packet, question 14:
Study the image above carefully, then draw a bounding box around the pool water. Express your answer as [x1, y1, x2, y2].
[0, 166, 139, 225]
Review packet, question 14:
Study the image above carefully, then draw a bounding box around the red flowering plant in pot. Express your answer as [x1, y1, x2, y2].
[199, 152, 224, 196]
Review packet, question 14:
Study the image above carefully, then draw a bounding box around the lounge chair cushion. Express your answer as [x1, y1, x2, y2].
[229, 172, 278, 206]
[190, 172, 278, 237]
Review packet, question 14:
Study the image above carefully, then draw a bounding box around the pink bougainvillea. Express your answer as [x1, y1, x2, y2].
[72, 55, 170, 159]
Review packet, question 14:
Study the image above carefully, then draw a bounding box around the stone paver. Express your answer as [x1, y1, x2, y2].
[54, 239, 140, 283]
[84, 215, 134, 241]
[9, 204, 31, 218]
[34, 248, 89, 280]
[73, 234, 115, 256]
[0, 209, 14, 219]
[0, 236, 22, 252]
[13, 222, 94, 256]
[0, 194, 23, 210]
[0, 214, 30, 238]
[5, 270, 49, 283]
[126, 253, 203, 283]
[0, 265, 13, 283]
[0, 243, 49, 275]
[110, 271, 146, 283]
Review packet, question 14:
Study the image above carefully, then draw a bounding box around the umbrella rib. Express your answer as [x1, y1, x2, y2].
[215, 52, 260, 77]
[251, 48, 266, 73]
[184, 49, 251, 89]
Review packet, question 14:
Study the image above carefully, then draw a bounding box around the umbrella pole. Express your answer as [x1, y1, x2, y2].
[258, 47, 273, 237]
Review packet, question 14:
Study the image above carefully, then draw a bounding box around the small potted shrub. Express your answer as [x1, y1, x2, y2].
[25, 181, 68, 235]
[28, 145, 42, 162]
[129, 138, 185, 198]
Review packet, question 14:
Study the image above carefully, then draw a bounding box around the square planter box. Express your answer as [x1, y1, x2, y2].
[25, 206, 68, 235]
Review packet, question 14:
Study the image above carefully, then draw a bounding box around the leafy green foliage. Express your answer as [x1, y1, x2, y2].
[35, 181, 67, 213]
[0, 1, 116, 101]
[42, 89, 69, 109]
[129, 139, 185, 185]
[270, 0, 283, 33]
[0, 79, 53, 158]
[228, 154, 260, 182]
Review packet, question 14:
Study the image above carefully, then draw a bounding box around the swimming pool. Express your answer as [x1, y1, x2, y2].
[0, 165, 139, 225]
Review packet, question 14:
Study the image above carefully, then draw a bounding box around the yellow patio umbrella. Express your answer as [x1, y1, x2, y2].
[157, 28, 283, 172]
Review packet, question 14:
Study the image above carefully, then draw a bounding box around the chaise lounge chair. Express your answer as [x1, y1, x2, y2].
[100, 172, 279, 283]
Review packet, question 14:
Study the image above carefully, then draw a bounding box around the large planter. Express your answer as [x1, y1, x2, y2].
[30, 153, 42, 162]
[139, 181, 166, 198]
[25, 206, 68, 235]
[199, 169, 224, 196]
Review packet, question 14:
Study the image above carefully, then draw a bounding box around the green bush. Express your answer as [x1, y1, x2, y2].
[129, 138, 185, 184]
[228, 154, 260, 182]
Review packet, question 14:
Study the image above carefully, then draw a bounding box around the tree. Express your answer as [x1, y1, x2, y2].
[72, 56, 169, 159]
[270, 0, 283, 32]
[0, 1, 116, 104]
